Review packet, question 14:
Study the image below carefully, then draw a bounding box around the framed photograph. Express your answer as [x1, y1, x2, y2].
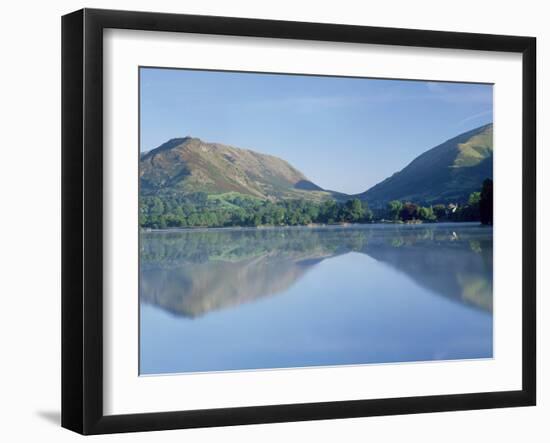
[62, 8, 536, 435]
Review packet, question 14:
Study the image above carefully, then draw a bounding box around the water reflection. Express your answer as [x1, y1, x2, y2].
[140, 223, 492, 317]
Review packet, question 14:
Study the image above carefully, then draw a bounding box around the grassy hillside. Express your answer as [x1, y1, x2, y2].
[360, 124, 493, 206]
[140, 136, 336, 202]
[139, 126, 493, 228]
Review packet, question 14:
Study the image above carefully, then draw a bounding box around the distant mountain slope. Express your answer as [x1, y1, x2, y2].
[140, 137, 336, 201]
[360, 124, 493, 206]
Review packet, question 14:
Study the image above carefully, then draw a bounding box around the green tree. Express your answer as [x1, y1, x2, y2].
[342, 199, 365, 222]
[387, 200, 403, 221]
[361, 201, 373, 222]
[468, 191, 481, 206]
[418, 206, 436, 222]
[187, 213, 200, 226]
[149, 197, 164, 217]
[320, 200, 338, 223]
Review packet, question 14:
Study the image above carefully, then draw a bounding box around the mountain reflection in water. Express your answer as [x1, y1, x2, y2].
[140, 223, 492, 318]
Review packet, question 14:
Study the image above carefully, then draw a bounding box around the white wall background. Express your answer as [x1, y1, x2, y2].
[0, 0, 546, 441]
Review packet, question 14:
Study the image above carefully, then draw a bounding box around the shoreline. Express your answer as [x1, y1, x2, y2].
[141, 220, 488, 234]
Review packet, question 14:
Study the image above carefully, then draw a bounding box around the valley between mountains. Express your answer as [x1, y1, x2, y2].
[139, 123, 493, 228]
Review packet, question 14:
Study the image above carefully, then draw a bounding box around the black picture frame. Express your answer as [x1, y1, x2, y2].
[62, 8, 536, 435]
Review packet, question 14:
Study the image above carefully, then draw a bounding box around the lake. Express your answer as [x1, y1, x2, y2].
[139, 222, 493, 375]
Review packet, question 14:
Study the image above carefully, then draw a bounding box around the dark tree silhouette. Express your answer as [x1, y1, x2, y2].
[479, 179, 493, 225]
[399, 202, 419, 221]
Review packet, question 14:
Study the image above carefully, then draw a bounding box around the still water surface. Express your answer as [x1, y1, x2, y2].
[140, 223, 493, 375]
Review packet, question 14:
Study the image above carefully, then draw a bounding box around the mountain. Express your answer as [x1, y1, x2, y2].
[360, 124, 493, 207]
[140, 136, 337, 202]
[140, 228, 348, 317]
[141, 225, 492, 317]
[141, 125, 493, 208]
[141, 252, 323, 318]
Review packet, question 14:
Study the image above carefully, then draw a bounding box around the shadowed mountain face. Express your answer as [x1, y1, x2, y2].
[140, 137, 337, 202]
[140, 229, 366, 317]
[141, 256, 318, 318]
[360, 124, 493, 206]
[140, 224, 492, 318]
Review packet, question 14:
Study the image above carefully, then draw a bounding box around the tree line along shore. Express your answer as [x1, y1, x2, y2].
[140, 179, 493, 230]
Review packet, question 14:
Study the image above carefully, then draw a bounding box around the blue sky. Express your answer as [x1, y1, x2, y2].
[140, 68, 493, 193]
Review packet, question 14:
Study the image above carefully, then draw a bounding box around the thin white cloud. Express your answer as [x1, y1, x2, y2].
[238, 90, 421, 112]
[169, 81, 492, 114]
[456, 109, 493, 127]
[425, 82, 493, 105]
